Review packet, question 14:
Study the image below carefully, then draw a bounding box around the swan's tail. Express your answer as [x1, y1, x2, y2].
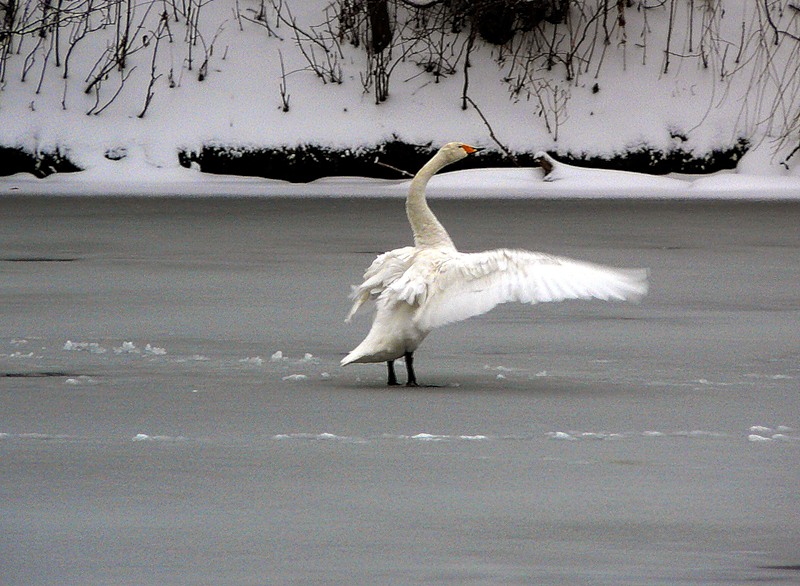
[341, 335, 395, 366]
[341, 346, 370, 366]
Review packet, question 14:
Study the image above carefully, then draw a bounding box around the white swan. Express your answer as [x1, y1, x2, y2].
[341, 142, 648, 386]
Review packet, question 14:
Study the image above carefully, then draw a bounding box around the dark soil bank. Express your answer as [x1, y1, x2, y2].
[1, 138, 748, 181]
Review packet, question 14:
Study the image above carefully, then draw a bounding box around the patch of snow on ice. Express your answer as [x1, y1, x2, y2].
[114, 341, 140, 354]
[674, 430, 728, 438]
[144, 343, 167, 355]
[64, 376, 97, 386]
[747, 424, 798, 442]
[542, 429, 737, 441]
[484, 364, 518, 372]
[272, 432, 364, 443]
[579, 432, 624, 440]
[132, 433, 187, 442]
[411, 433, 450, 442]
[9, 433, 76, 441]
[546, 431, 577, 441]
[749, 425, 773, 434]
[746, 373, 794, 381]
[270, 351, 286, 362]
[64, 340, 106, 354]
[239, 356, 264, 366]
[282, 374, 308, 381]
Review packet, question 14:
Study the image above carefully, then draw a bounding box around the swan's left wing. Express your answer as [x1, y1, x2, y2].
[346, 247, 415, 321]
[416, 249, 648, 329]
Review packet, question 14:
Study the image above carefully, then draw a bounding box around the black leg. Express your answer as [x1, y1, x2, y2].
[404, 351, 418, 387]
[387, 360, 400, 386]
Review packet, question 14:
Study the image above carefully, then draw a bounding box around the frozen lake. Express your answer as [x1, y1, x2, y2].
[1, 196, 799, 585]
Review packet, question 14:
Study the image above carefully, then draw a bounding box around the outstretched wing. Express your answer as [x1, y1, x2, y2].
[416, 249, 648, 329]
[345, 247, 415, 321]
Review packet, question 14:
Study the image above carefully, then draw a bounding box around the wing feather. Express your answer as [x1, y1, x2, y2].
[345, 247, 415, 321]
[416, 249, 648, 329]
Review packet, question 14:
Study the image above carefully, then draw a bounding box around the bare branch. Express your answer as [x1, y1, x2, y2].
[462, 94, 518, 166]
[374, 158, 413, 177]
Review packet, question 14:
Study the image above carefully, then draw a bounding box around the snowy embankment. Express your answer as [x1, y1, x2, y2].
[2, 143, 798, 198]
[1, 0, 799, 196]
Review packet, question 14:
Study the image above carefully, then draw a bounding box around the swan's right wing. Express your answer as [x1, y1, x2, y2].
[416, 249, 648, 329]
[345, 247, 415, 321]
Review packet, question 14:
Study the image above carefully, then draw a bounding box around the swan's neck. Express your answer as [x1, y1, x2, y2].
[406, 152, 456, 249]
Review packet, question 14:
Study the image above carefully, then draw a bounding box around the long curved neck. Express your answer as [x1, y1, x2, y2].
[406, 152, 456, 249]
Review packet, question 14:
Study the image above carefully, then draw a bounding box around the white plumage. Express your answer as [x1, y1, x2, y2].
[342, 142, 648, 386]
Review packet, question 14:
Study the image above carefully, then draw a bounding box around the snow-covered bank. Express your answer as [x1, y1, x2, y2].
[1, 0, 799, 186]
[2, 148, 798, 199]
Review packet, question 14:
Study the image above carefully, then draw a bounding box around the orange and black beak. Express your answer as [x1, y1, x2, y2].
[460, 144, 483, 155]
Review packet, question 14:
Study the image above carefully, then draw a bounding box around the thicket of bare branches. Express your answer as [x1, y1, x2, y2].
[1, 0, 798, 162]
[0, 0, 226, 116]
[271, 0, 799, 161]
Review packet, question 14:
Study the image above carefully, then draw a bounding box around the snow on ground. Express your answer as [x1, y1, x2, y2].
[2, 148, 798, 198]
[0, 0, 798, 196]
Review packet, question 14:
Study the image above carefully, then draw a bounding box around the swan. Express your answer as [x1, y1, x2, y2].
[341, 142, 648, 386]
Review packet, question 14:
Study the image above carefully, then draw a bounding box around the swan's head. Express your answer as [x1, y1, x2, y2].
[439, 142, 482, 164]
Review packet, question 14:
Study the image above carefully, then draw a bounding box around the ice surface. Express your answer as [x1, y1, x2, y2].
[2, 198, 799, 586]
